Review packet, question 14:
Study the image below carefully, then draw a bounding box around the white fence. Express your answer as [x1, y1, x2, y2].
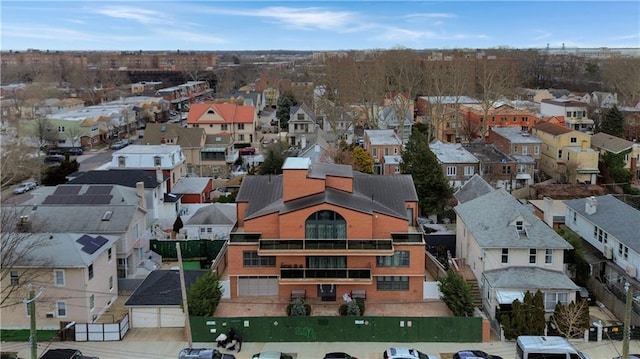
[75, 314, 129, 341]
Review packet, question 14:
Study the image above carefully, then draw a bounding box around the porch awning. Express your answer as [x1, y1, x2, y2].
[496, 290, 525, 304]
[516, 174, 531, 180]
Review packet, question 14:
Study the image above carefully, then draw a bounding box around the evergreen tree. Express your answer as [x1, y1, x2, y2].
[400, 127, 453, 215]
[600, 105, 625, 137]
[352, 146, 374, 174]
[186, 272, 223, 316]
[437, 270, 475, 316]
[259, 141, 292, 175]
[276, 92, 298, 130]
[173, 215, 184, 234]
[42, 157, 79, 185]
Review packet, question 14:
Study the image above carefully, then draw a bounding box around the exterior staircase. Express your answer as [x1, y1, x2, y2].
[467, 277, 482, 308]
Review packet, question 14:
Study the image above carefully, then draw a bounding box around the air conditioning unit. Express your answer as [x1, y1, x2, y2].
[46, 312, 55, 318]
[626, 265, 637, 277]
[603, 245, 613, 259]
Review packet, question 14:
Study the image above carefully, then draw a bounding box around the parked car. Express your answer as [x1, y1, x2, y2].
[44, 154, 65, 164]
[383, 347, 439, 359]
[613, 355, 640, 359]
[251, 352, 293, 359]
[40, 348, 98, 359]
[47, 147, 65, 155]
[324, 353, 358, 359]
[13, 181, 37, 194]
[239, 147, 256, 155]
[178, 348, 235, 359]
[452, 350, 503, 359]
[65, 147, 84, 156]
[110, 139, 129, 150]
[577, 287, 597, 306]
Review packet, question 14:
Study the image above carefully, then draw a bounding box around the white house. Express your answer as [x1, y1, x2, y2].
[540, 98, 593, 131]
[111, 144, 186, 191]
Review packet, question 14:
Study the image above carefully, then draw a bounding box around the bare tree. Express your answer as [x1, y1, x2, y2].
[601, 57, 640, 106]
[1, 141, 41, 189]
[475, 59, 518, 137]
[549, 300, 590, 339]
[0, 207, 53, 309]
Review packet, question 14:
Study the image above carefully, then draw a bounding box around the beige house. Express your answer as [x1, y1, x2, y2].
[532, 122, 599, 184]
[0, 233, 118, 329]
[186, 102, 258, 146]
[591, 132, 640, 184]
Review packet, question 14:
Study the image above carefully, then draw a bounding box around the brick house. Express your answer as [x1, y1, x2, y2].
[430, 141, 480, 190]
[459, 103, 539, 138]
[225, 158, 425, 301]
[487, 127, 542, 186]
[363, 129, 403, 175]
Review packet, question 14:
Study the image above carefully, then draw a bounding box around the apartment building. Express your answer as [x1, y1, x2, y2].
[540, 99, 594, 131]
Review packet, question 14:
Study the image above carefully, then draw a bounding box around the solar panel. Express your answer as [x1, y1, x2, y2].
[53, 186, 82, 195]
[85, 185, 113, 195]
[77, 195, 113, 204]
[76, 234, 93, 245]
[77, 234, 110, 255]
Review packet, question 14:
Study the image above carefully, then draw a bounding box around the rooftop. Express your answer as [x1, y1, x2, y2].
[364, 129, 402, 146]
[430, 141, 479, 164]
[490, 127, 542, 144]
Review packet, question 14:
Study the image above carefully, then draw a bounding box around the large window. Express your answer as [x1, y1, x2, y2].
[54, 269, 65, 286]
[243, 251, 276, 267]
[446, 166, 457, 177]
[544, 292, 568, 311]
[10, 271, 19, 285]
[529, 249, 537, 264]
[501, 248, 509, 264]
[307, 256, 346, 268]
[376, 276, 409, 291]
[305, 210, 346, 239]
[56, 301, 67, 317]
[545, 249, 553, 264]
[377, 251, 410, 267]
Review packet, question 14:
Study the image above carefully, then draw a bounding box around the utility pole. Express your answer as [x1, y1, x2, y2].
[176, 243, 193, 347]
[24, 284, 45, 359]
[623, 282, 632, 359]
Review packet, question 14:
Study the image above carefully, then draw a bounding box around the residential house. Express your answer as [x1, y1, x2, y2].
[110, 144, 186, 192]
[532, 122, 599, 184]
[18, 183, 154, 279]
[226, 157, 425, 301]
[430, 141, 480, 190]
[540, 99, 594, 131]
[0, 233, 118, 329]
[464, 142, 520, 191]
[124, 270, 207, 328]
[288, 103, 318, 147]
[377, 105, 413, 142]
[363, 130, 403, 175]
[182, 203, 237, 240]
[564, 195, 640, 286]
[487, 127, 542, 186]
[225, 90, 265, 112]
[416, 96, 479, 142]
[620, 105, 640, 141]
[528, 197, 567, 230]
[298, 133, 331, 164]
[454, 183, 577, 321]
[156, 81, 213, 112]
[171, 177, 212, 204]
[454, 174, 495, 205]
[591, 132, 640, 183]
[25, 98, 85, 118]
[186, 102, 257, 146]
[459, 103, 539, 138]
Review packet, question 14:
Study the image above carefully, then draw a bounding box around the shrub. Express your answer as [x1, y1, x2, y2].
[339, 299, 365, 316]
[286, 298, 310, 316]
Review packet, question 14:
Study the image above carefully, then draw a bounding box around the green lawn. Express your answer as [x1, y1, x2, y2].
[0, 329, 58, 342]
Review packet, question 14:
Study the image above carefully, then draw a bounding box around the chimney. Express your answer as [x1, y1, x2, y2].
[301, 134, 307, 149]
[136, 181, 147, 210]
[542, 197, 554, 227]
[156, 166, 163, 184]
[585, 196, 597, 215]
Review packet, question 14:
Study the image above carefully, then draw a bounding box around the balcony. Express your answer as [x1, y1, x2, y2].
[280, 267, 372, 284]
[258, 239, 394, 255]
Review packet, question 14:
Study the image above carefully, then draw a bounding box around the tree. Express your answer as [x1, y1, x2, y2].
[1, 139, 41, 188]
[550, 300, 590, 338]
[173, 215, 184, 235]
[276, 92, 297, 130]
[500, 290, 546, 339]
[437, 270, 475, 317]
[288, 298, 309, 316]
[475, 59, 518, 137]
[259, 141, 294, 175]
[601, 151, 633, 189]
[41, 157, 79, 186]
[601, 57, 640, 106]
[601, 105, 625, 138]
[400, 126, 453, 215]
[186, 271, 223, 316]
[352, 146, 374, 174]
[1, 207, 53, 309]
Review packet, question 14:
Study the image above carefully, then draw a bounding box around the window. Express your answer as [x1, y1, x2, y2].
[89, 294, 95, 310]
[514, 145, 518, 154]
[25, 302, 31, 317]
[566, 111, 571, 117]
[377, 251, 410, 267]
[570, 137, 577, 143]
[56, 301, 67, 317]
[58, 126, 65, 132]
[544, 292, 568, 311]
[243, 251, 276, 267]
[372, 148, 378, 157]
[522, 146, 528, 155]
[54, 269, 65, 286]
[596, 227, 608, 243]
[516, 221, 524, 231]
[108, 248, 112, 261]
[376, 276, 409, 291]
[573, 211, 576, 223]
[297, 113, 305, 121]
[307, 256, 346, 269]
[446, 166, 457, 177]
[529, 249, 537, 264]
[88, 264, 94, 280]
[237, 123, 244, 130]
[502, 166, 511, 174]
[221, 124, 228, 131]
[305, 210, 346, 239]
[464, 166, 474, 176]
[118, 156, 126, 167]
[10, 271, 19, 285]
[384, 148, 389, 156]
[558, 150, 563, 159]
[545, 249, 553, 264]
[517, 165, 527, 173]
[501, 248, 509, 264]
[393, 147, 398, 155]
[238, 134, 244, 141]
[154, 156, 161, 167]
[109, 276, 113, 291]
[534, 146, 539, 155]
[619, 244, 629, 260]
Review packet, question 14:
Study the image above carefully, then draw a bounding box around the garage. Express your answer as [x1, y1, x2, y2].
[159, 307, 186, 327]
[238, 276, 279, 296]
[131, 307, 159, 328]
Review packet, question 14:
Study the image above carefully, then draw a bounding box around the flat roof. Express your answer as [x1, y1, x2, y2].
[282, 157, 311, 170]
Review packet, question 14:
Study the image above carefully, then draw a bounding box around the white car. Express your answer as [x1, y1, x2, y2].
[251, 352, 293, 359]
[383, 347, 439, 359]
[13, 181, 37, 195]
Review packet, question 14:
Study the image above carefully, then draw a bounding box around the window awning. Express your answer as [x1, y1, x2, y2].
[516, 174, 531, 180]
[496, 290, 525, 304]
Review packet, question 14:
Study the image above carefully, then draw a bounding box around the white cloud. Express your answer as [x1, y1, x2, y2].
[1, 24, 145, 44]
[532, 31, 552, 41]
[93, 6, 171, 25]
[404, 13, 456, 20]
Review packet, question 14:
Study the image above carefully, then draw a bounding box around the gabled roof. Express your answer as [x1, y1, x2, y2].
[124, 270, 208, 306]
[67, 169, 165, 188]
[541, 98, 588, 107]
[533, 121, 573, 136]
[187, 102, 255, 124]
[186, 203, 236, 226]
[483, 267, 579, 291]
[172, 177, 211, 194]
[10, 233, 118, 268]
[564, 195, 640, 252]
[12, 205, 139, 234]
[205, 133, 232, 146]
[591, 132, 635, 154]
[290, 103, 316, 121]
[455, 189, 573, 249]
[454, 174, 494, 204]
[143, 123, 204, 148]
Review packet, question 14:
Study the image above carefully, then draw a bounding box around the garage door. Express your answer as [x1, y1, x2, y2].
[160, 307, 185, 327]
[131, 307, 159, 328]
[238, 276, 278, 296]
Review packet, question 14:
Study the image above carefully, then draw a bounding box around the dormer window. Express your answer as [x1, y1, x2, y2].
[154, 156, 161, 167]
[516, 221, 524, 231]
[207, 109, 215, 115]
[510, 217, 530, 238]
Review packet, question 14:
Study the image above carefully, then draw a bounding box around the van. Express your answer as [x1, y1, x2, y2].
[516, 336, 591, 359]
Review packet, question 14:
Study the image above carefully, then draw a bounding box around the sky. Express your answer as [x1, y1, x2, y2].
[1, 1, 639, 51]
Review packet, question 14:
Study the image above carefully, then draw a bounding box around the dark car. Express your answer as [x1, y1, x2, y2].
[65, 147, 84, 156]
[44, 154, 65, 164]
[577, 287, 597, 306]
[613, 355, 640, 359]
[40, 349, 98, 359]
[453, 350, 503, 359]
[324, 352, 357, 359]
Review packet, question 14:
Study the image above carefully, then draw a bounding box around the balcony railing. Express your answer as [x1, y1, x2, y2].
[280, 267, 371, 280]
[258, 239, 393, 251]
[390, 233, 424, 243]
